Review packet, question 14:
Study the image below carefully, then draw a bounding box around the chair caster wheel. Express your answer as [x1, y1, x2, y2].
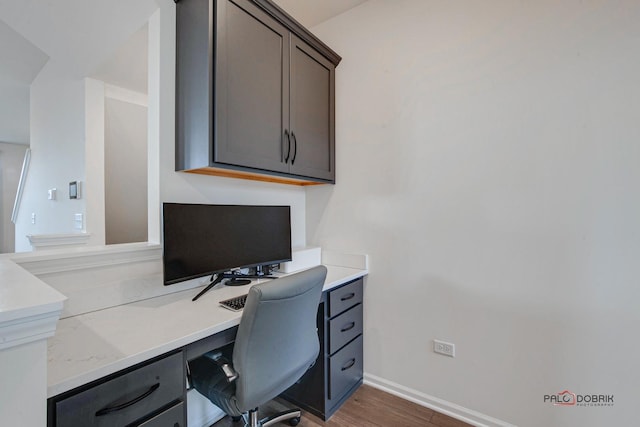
[289, 416, 301, 426]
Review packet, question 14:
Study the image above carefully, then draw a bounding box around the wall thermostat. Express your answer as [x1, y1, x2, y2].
[69, 181, 79, 199]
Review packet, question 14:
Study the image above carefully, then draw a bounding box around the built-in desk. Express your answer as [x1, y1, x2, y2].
[46, 264, 367, 426]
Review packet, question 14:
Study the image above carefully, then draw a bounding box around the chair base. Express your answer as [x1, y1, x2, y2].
[240, 408, 301, 427]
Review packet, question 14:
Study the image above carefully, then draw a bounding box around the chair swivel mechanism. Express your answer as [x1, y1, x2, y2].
[189, 265, 327, 427]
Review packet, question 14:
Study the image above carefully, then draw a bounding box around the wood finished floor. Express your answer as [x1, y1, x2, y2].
[212, 384, 472, 427]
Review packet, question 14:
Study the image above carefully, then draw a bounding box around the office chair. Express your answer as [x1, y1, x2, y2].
[189, 265, 327, 427]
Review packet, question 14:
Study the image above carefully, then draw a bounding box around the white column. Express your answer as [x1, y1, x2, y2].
[84, 78, 106, 246]
[0, 258, 65, 426]
[0, 340, 48, 426]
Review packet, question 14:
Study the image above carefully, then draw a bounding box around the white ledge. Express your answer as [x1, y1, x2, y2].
[13, 242, 161, 276]
[27, 233, 92, 250]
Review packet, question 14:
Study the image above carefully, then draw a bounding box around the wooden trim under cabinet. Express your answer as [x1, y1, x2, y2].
[183, 167, 327, 186]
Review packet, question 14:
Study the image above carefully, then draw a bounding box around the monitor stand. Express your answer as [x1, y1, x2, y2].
[192, 271, 278, 302]
[192, 273, 226, 301]
[225, 278, 252, 286]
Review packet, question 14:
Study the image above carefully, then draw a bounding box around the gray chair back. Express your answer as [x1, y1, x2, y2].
[232, 265, 326, 412]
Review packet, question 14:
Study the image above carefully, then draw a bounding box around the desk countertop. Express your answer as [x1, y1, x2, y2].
[47, 265, 367, 398]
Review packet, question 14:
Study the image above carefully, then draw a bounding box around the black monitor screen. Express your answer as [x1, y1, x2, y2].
[162, 203, 292, 285]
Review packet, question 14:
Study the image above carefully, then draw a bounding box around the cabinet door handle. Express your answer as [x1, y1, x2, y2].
[341, 358, 356, 371]
[283, 130, 291, 163]
[341, 322, 356, 333]
[291, 132, 297, 165]
[340, 293, 355, 301]
[95, 383, 160, 416]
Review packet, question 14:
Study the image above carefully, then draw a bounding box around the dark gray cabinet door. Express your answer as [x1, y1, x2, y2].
[215, 0, 290, 173]
[289, 35, 336, 182]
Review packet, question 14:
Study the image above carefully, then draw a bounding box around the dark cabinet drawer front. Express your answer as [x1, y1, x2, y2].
[328, 335, 363, 401]
[328, 304, 363, 355]
[56, 352, 184, 427]
[137, 402, 184, 427]
[328, 278, 363, 318]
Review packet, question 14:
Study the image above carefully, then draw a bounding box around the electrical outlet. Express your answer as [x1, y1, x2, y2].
[434, 339, 455, 357]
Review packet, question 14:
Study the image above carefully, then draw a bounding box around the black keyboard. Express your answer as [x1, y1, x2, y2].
[219, 294, 248, 311]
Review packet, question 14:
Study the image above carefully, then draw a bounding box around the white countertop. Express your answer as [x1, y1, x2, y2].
[0, 257, 66, 351]
[0, 258, 66, 325]
[47, 264, 367, 398]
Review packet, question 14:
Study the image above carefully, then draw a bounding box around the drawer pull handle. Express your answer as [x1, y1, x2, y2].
[341, 322, 356, 333]
[95, 383, 160, 416]
[340, 293, 356, 301]
[341, 358, 356, 371]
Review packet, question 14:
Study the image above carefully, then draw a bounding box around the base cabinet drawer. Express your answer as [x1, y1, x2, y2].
[55, 352, 184, 427]
[328, 335, 363, 402]
[137, 402, 184, 427]
[328, 278, 363, 318]
[328, 303, 363, 355]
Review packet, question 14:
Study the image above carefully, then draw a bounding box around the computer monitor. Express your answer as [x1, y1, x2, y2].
[162, 203, 292, 286]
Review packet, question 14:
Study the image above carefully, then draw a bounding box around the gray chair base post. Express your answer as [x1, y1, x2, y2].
[240, 407, 300, 427]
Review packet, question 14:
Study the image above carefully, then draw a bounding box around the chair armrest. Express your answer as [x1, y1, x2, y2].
[205, 351, 239, 382]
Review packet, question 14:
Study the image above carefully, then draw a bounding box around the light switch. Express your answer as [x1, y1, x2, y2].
[48, 188, 56, 200]
[31, 213, 36, 224]
[74, 213, 83, 230]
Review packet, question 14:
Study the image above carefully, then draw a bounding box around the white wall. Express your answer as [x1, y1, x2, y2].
[0, 79, 30, 145]
[14, 61, 87, 252]
[152, 3, 307, 249]
[308, 1, 640, 426]
[105, 97, 148, 244]
[0, 142, 28, 253]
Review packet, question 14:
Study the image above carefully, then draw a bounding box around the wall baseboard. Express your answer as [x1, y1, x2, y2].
[363, 373, 516, 427]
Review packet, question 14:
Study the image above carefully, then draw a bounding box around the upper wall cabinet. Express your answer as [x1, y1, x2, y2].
[176, 0, 340, 186]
